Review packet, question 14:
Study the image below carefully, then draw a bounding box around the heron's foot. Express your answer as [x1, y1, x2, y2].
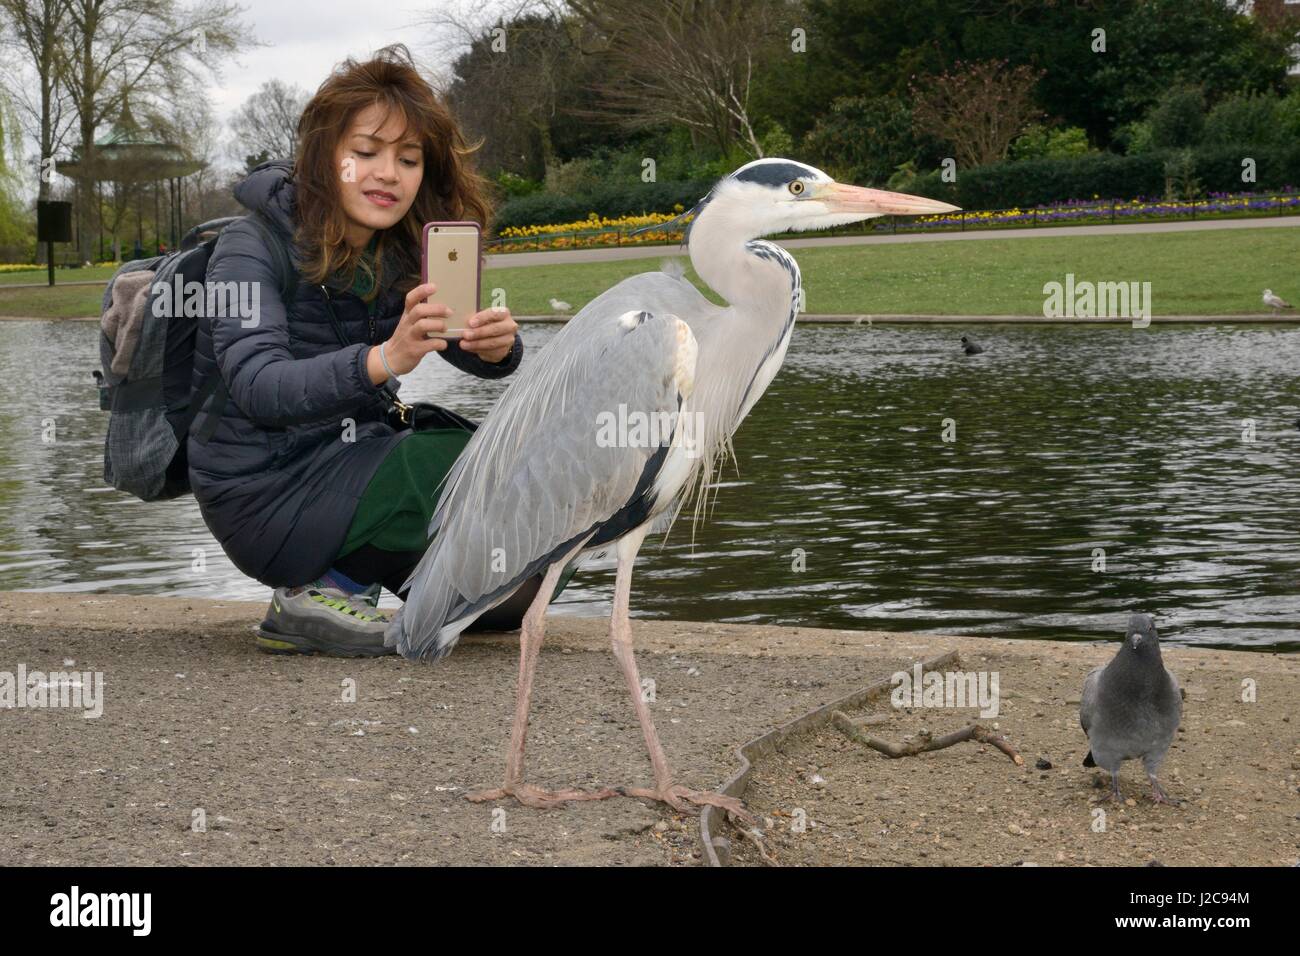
[618, 784, 756, 825]
[466, 782, 621, 809]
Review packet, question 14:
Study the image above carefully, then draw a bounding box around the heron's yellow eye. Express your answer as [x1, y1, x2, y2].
[789, 181, 804, 195]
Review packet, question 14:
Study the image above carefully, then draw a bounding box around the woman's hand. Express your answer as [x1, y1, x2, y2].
[367, 281, 451, 383]
[459, 306, 518, 364]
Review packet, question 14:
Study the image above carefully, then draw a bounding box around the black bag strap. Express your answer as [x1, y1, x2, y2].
[319, 284, 351, 349]
[191, 213, 293, 444]
[245, 212, 297, 302]
[188, 373, 228, 443]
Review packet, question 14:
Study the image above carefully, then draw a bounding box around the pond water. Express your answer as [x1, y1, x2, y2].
[0, 319, 1296, 650]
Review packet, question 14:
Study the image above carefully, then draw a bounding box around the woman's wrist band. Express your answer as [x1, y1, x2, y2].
[378, 341, 398, 379]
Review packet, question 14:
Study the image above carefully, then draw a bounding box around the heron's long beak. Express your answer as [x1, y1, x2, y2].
[817, 183, 960, 216]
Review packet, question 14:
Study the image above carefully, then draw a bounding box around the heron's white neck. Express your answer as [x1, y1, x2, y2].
[686, 204, 800, 324]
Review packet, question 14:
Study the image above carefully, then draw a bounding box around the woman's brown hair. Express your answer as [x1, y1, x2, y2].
[293, 44, 494, 300]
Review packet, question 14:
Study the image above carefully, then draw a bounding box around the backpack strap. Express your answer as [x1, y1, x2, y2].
[192, 213, 296, 444]
[188, 374, 228, 443]
[245, 211, 298, 302]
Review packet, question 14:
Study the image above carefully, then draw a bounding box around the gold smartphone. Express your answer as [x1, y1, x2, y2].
[421, 221, 482, 339]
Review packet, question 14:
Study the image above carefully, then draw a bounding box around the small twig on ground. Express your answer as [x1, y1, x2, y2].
[831, 711, 1024, 766]
[732, 824, 779, 866]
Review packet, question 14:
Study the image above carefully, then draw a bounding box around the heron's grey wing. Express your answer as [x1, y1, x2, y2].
[388, 295, 698, 661]
[1080, 666, 1102, 734]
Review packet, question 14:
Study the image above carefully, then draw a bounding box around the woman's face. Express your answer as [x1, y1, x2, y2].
[334, 102, 424, 248]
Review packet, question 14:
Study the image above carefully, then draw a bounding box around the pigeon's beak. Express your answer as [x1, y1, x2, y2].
[815, 182, 960, 216]
[1130, 634, 1142, 650]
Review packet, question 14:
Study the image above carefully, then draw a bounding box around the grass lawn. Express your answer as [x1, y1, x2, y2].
[0, 264, 118, 285]
[489, 225, 1299, 315]
[2, 225, 1295, 319]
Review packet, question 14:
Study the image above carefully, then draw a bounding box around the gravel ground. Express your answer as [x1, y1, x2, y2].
[1, 592, 1294, 866]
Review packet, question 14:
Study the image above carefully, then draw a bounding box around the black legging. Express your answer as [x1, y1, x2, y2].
[333, 542, 542, 633]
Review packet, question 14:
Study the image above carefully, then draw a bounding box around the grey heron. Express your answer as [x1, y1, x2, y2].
[386, 157, 959, 815]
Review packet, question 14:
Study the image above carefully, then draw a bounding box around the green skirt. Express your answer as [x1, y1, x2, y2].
[339, 429, 471, 556]
[337, 429, 577, 601]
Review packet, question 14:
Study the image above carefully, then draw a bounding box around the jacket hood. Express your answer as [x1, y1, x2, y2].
[234, 159, 297, 237]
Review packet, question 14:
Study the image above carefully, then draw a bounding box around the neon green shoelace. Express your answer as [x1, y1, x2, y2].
[309, 590, 384, 622]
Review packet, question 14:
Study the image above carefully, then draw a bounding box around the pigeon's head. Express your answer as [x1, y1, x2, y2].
[1125, 613, 1160, 653]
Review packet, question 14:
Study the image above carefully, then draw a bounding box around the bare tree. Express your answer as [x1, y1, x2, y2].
[0, 0, 76, 204]
[565, 0, 788, 158]
[227, 77, 307, 170]
[54, 0, 255, 259]
[415, 0, 577, 176]
[143, 72, 222, 218]
[910, 59, 1043, 169]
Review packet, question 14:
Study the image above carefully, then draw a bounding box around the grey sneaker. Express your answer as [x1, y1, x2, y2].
[256, 585, 395, 657]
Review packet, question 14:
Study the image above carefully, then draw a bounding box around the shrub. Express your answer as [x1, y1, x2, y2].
[1010, 125, 1093, 161]
[1203, 92, 1283, 147]
[758, 122, 794, 160]
[803, 94, 918, 186]
[907, 145, 1300, 210]
[1163, 149, 1203, 200]
[494, 170, 543, 199]
[1112, 120, 1155, 156]
[1279, 89, 1300, 141]
[1147, 86, 1206, 149]
[543, 157, 605, 197]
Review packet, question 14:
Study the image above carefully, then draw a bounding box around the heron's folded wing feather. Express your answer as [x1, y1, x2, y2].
[393, 305, 693, 659]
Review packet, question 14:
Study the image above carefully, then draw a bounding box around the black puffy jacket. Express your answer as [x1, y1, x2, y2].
[187, 160, 521, 587]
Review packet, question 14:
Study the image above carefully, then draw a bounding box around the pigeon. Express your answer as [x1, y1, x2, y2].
[1262, 289, 1293, 315]
[960, 335, 984, 355]
[1080, 613, 1181, 804]
[548, 297, 572, 313]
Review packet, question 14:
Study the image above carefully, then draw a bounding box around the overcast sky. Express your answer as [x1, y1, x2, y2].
[207, 0, 458, 124]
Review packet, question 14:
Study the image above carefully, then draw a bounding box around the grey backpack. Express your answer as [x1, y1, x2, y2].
[95, 213, 295, 500]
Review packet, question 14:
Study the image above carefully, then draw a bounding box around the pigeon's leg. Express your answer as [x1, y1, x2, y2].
[605, 527, 754, 823]
[1147, 769, 1180, 806]
[467, 548, 618, 809]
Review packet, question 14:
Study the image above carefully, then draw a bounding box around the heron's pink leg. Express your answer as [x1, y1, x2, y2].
[467, 550, 618, 809]
[607, 528, 753, 822]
